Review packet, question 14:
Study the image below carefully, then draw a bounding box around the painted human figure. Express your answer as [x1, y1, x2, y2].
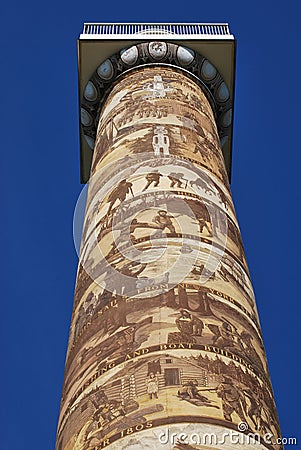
[216, 376, 247, 422]
[152, 210, 175, 233]
[90, 389, 125, 427]
[246, 386, 265, 430]
[119, 262, 147, 296]
[175, 309, 204, 338]
[106, 179, 133, 215]
[198, 216, 212, 236]
[178, 284, 189, 309]
[193, 140, 207, 155]
[246, 387, 276, 435]
[84, 291, 98, 320]
[210, 321, 236, 348]
[104, 262, 146, 296]
[168, 172, 185, 188]
[192, 263, 215, 281]
[178, 380, 210, 403]
[197, 288, 214, 315]
[146, 372, 159, 399]
[82, 390, 126, 447]
[152, 126, 170, 156]
[74, 304, 86, 341]
[142, 170, 163, 191]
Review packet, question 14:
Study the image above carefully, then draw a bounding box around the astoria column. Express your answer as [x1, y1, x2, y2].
[56, 25, 282, 450]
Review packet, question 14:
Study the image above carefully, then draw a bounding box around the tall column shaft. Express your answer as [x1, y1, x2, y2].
[56, 67, 281, 449]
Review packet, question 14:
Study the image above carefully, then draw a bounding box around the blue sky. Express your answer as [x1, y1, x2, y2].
[1, 1, 300, 449]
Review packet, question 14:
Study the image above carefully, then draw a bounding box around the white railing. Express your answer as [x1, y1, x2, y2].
[80, 23, 233, 39]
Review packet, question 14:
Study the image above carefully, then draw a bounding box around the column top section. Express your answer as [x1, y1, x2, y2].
[79, 23, 234, 40]
[77, 23, 236, 183]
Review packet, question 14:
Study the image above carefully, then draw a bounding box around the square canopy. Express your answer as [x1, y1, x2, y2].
[78, 23, 236, 183]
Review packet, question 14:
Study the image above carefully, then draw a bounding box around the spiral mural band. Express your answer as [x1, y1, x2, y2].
[56, 64, 282, 449]
[80, 41, 232, 153]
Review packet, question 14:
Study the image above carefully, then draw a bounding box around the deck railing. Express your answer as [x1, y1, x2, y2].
[80, 23, 233, 39]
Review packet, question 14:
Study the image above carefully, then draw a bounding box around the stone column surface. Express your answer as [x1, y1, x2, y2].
[56, 66, 282, 450]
